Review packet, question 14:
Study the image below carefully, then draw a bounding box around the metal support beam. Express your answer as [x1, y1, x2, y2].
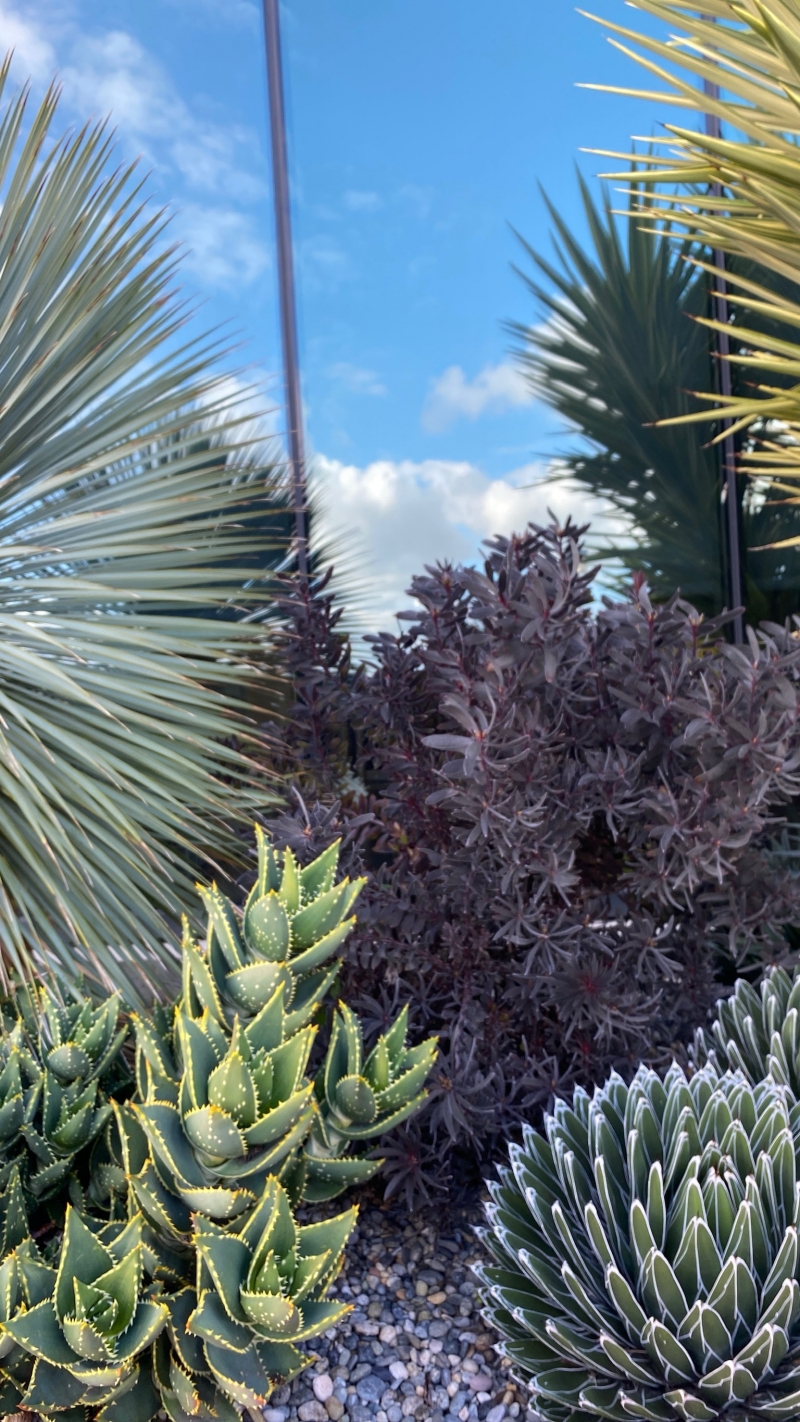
[262, 0, 308, 576]
[704, 79, 744, 642]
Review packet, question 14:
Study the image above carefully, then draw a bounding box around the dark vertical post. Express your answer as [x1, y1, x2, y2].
[703, 80, 744, 642]
[262, 0, 308, 576]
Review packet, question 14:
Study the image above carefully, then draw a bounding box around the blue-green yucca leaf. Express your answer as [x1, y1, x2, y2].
[480, 1058, 800, 1422]
[0, 58, 288, 1001]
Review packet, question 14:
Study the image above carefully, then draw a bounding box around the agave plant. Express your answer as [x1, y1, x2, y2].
[480, 1058, 800, 1422]
[2, 1207, 167, 1415]
[183, 831, 365, 1029]
[693, 969, 800, 1097]
[0, 56, 288, 997]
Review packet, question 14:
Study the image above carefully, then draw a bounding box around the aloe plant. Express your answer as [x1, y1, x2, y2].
[183, 831, 365, 1029]
[189, 1177, 356, 1411]
[0, 828, 436, 1420]
[1, 1207, 167, 1415]
[480, 1058, 800, 1422]
[299, 1002, 440, 1202]
[127, 828, 435, 1228]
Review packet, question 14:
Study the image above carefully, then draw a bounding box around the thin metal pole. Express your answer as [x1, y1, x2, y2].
[262, 0, 308, 577]
[704, 78, 744, 642]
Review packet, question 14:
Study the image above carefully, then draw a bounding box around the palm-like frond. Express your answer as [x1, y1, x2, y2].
[515, 175, 800, 620]
[0, 62, 285, 997]
[513, 175, 726, 611]
[588, 0, 800, 509]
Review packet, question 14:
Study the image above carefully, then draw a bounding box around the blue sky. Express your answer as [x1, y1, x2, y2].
[2, 0, 671, 624]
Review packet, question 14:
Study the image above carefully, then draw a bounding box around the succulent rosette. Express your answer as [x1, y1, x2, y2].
[480, 1060, 800, 1422]
[1, 1208, 167, 1415]
[188, 1178, 356, 1410]
[694, 969, 800, 1098]
[131, 994, 318, 1224]
[300, 1002, 438, 1201]
[183, 831, 365, 1029]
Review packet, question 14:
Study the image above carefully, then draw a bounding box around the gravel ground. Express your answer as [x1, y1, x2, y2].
[262, 1193, 536, 1422]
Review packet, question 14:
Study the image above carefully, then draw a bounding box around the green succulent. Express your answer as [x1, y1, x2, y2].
[130, 992, 319, 1225]
[693, 970, 800, 1098]
[299, 1003, 438, 1202]
[0, 1019, 41, 1177]
[188, 1177, 356, 1411]
[480, 1059, 800, 1422]
[182, 830, 365, 1028]
[1, 1206, 167, 1416]
[19, 984, 127, 1090]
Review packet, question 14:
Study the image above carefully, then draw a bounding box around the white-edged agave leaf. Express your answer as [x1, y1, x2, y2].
[641, 1319, 696, 1387]
[600, 1332, 661, 1385]
[705, 1254, 758, 1341]
[678, 1301, 732, 1376]
[640, 1249, 688, 1331]
[544, 1318, 617, 1374]
[761, 1230, 799, 1313]
[672, 1217, 722, 1300]
[618, 1384, 676, 1420]
[663, 1388, 717, 1422]
[734, 1322, 789, 1384]
[697, 1359, 759, 1407]
[606, 1265, 648, 1341]
[579, 1380, 630, 1420]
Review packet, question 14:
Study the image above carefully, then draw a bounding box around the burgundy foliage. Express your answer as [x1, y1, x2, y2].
[263, 522, 800, 1201]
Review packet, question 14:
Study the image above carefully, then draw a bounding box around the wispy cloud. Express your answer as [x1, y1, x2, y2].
[177, 205, 270, 289]
[422, 361, 534, 433]
[0, 4, 271, 288]
[343, 189, 381, 213]
[312, 454, 625, 633]
[328, 362, 386, 397]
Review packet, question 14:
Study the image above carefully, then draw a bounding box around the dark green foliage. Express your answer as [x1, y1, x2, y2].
[513, 174, 800, 622]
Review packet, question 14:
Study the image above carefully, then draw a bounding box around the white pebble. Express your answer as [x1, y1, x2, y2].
[312, 1374, 334, 1402]
[487, 1408, 507, 1422]
[389, 1360, 409, 1382]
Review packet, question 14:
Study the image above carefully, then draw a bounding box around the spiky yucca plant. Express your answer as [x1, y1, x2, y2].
[0, 58, 288, 997]
[480, 1059, 800, 1422]
[589, 1, 800, 514]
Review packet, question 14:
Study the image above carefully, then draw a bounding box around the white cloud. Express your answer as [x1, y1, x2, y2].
[0, 6, 270, 287]
[343, 189, 381, 212]
[422, 361, 534, 433]
[59, 29, 264, 202]
[311, 454, 627, 634]
[177, 205, 270, 289]
[0, 4, 56, 82]
[328, 362, 386, 397]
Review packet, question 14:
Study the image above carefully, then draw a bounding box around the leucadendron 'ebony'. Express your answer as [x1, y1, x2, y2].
[264, 521, 800, 1201]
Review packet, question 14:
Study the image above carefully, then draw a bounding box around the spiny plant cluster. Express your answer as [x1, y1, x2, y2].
[0, 829, 435, 1421]
[263, 521, 800, 1200]
[479, 1042, 800, 1422]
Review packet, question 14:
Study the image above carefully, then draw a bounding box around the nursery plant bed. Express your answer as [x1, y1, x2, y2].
[265, 1187, 535, 1422]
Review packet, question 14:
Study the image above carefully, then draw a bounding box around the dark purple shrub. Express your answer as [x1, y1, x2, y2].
[263, 521, 800, 1199]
